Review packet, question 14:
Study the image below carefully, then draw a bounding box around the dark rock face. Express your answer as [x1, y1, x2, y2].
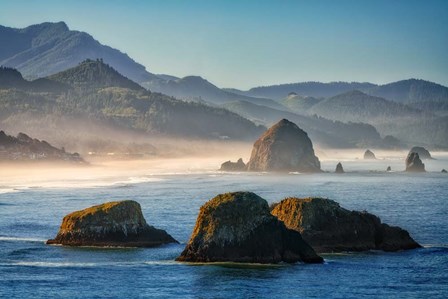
[246, 119, 321, 172]
[364, 149, 376, 159]
[387, 166, 392, 171]
[47, 200, 177, 247]
[220, 158, 246, 171]
[271, 197, 421, 253]
[176, 192, 323, 264]
[406, 152, 425, 172]
[335, 162, 344, 173]
[442, 169, 447, 173]
[409, 146, 432, 160]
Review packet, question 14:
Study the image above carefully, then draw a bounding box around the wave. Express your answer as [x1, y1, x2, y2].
[0, 236, 46, 243]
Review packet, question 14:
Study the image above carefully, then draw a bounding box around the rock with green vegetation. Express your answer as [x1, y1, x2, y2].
[335, 162, 344, 173]
[219, 158, 246, 171]
[47, 200, 177, 247]
[176, 192, 323, 264]
[271, 197, 421, 253]
[405, 152, 425, 172]
[246, 119, 321, 172]
[408, 146, 432, 160]
[364, 149, 376, 160]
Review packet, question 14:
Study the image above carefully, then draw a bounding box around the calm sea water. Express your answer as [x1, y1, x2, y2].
[1, 158, 447, 298]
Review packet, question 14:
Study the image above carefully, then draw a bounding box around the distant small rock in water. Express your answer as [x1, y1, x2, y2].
[442, 169, 447, 173]
[364, 149, 376, 160]
[220, 158, 246, 171]
[47, 200, 178, 247]
[335, 162, 344, 173]
[176, 192, 323, 264]
[405, 152, 425, 172]
[246, 119, 321, 172]
[271, 197, 421, 253]
[409, 146, 432, 160]
[387, 166, 392, 172]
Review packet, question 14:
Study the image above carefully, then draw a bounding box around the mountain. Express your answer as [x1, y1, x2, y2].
[0, 22, 159, 83]
[367, 79, 448, 116]
[235, 82, 377, 100]
[0, 60, 264, 150]
[307, 90, 424, 123]
[223, 100, 382, 148]
[143, 75, 286, 110]
[0, 66, 67, 92]
[48, 59, 145, 91]
[280, 93, 323, 115]
[0, 130, 84, 163]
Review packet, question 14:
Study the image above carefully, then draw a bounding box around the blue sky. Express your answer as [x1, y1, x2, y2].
[1, 0, 447, 89]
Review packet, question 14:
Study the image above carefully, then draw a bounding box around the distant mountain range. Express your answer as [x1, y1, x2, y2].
[0, 60, 264, 152]
[1, 21, 447, 149]
[0, 22, 159, 83]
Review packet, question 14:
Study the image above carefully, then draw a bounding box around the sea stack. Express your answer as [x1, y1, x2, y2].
[387, 166, 392, 172]
[409, 146, 432, 160]
[405, 152, 425, 172]
[246, 119, 321, 172]
[442, 169, 447, 173]
[271, 197, 421, 253]
[364, 149, 376, 160]
[176, 192, 323, 264]
[335, 162, 344, 173]
[47, 200, 178, 247]
[220, 158, 246, 171]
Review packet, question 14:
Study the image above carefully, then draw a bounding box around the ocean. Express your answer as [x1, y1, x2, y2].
[1, 156, 447, 298]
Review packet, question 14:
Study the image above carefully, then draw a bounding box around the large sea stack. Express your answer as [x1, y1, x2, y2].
[176, 192, 323, 264]
[271, 197, 421, 253]
[246, 119, 321, 172]
[47, 200, 178, 247]
[363, 149, 376, 160]
[409, 146, 432, 160]
[405, 152, 425, 172]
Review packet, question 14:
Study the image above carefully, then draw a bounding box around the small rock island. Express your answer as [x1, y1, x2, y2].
[335, 162, 344, 173]
[47, 200, 178, 247]
[405, 152, 425, 172]
[271, 197, 421, 253]
[176, 192, 323, 264]
[245, 119, 321, 172]
[363, 149, 376, 160]
[220, 158, 246, 171]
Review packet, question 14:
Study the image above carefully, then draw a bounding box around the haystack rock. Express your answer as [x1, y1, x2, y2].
[405, 152, 425, 172]
[220, 158, 246, 171]
[363, 149, 376, 160]
[335, 162, 344, 173]
[409, 146, 432, 160]
[271, 197, 421, 253]
[176, 192, 323, 264]
[47, 200, 178, 247]
[246, 119, 321, 172]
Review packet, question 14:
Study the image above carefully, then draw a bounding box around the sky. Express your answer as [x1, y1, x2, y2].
[1, 0, 447, 89]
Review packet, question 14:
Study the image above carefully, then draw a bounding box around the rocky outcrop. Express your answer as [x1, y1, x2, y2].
[409, 146, 432, 160]
[335, 162, 344, 173]
[387, 166, 392, 172]
[405, 152, 425, 172]
[0, 130, 84, 163]
[246, 119, 321, 172]
[47, 200, 177, 247]
[363, 149, 376, 160]
[176, 192, 323, 264]
[442, 169, 447, 173]
[220, 158, 246, 171]
[271, 197, 421, 253]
